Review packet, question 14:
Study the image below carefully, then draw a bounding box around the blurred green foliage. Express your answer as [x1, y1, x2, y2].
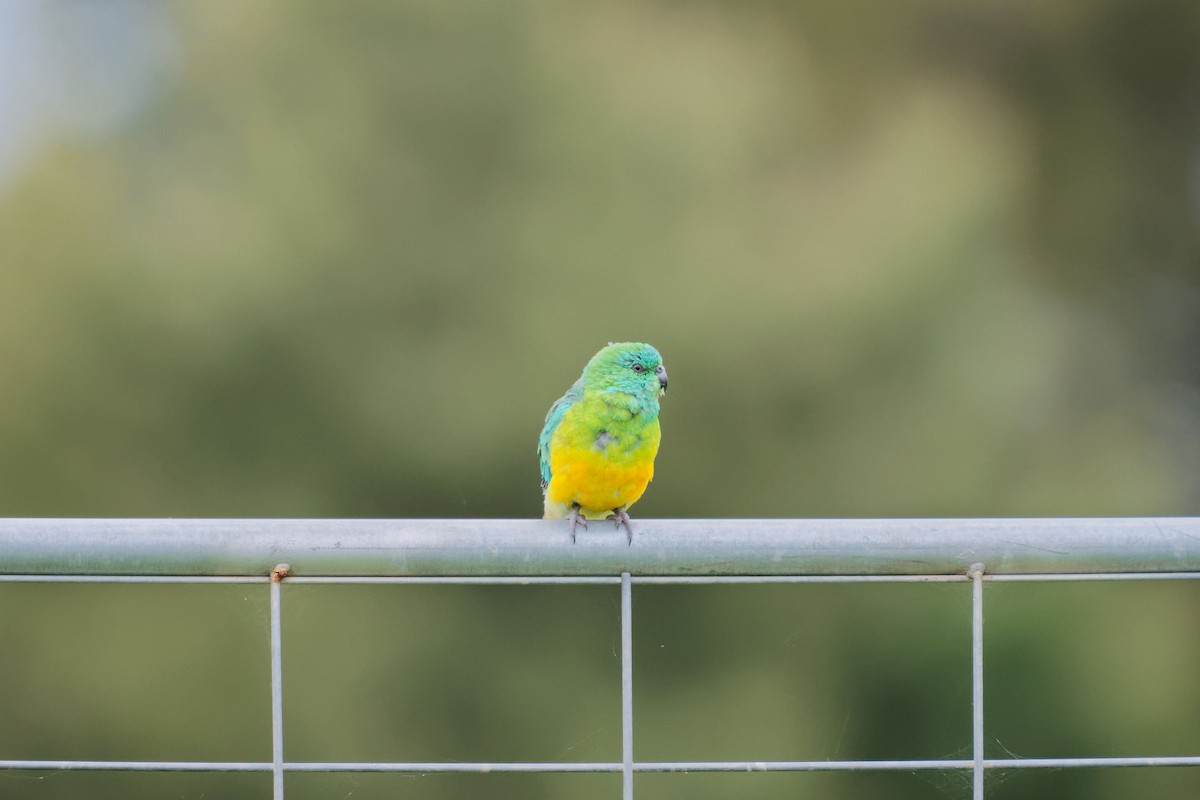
[2, 0, 1200, 797]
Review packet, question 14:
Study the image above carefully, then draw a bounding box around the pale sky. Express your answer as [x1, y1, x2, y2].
[0, 0, 176, 187]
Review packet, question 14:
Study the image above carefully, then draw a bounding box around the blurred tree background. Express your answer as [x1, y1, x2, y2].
[1, 0, 1199, 798]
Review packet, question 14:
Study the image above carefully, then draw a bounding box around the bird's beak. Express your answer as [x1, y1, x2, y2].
[656, 364, 668, 394]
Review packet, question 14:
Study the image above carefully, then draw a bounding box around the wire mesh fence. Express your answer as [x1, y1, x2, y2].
[2, 517, 1199, 799]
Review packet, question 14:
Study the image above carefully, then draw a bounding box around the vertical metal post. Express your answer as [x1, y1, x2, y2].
[970, 564, 984, 800]
[621, 572, 634, 799]
[271, 565, 289, 799]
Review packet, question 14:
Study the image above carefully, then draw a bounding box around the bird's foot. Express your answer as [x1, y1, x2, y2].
[608, 508, 634, 545]
[567, 504, 588, 544]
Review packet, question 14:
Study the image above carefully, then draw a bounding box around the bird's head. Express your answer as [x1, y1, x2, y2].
[583, 342, 668, 399]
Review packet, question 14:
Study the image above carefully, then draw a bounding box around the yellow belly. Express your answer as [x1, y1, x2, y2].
[545, 445, 655, 518]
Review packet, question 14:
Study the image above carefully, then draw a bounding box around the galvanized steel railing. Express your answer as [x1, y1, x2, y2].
[2, 517, 1200, 799]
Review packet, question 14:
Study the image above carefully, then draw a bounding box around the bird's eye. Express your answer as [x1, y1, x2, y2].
[631, 363, 645, 372]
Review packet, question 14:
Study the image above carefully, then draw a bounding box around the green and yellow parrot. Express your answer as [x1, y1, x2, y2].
[538, 342, 668, 543]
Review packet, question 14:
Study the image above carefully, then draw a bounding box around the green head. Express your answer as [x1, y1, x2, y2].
[582, 342, 668, 402]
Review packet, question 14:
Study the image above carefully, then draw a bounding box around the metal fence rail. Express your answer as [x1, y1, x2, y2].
[2, 517, 1199, 799]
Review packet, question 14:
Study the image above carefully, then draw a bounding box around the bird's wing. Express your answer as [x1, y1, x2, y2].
[538, 377, 584, 489]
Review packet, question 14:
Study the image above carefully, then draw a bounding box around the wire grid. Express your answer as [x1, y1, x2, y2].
[3, 568, 1200, 798]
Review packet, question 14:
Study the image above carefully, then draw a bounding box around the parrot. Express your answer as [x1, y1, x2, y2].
[538, 342, 668, 543]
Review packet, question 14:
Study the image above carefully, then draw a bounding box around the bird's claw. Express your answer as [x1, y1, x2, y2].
[567, 504, 588, 544]
[608, 508, 634, 545]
